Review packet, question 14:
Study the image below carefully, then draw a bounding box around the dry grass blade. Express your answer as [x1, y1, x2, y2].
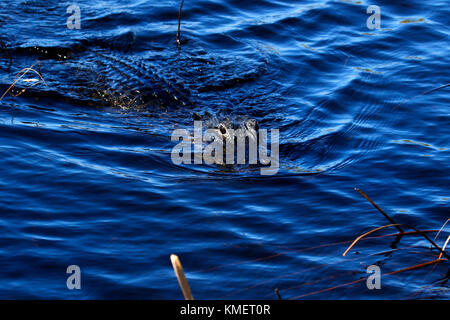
[438, 236, 450, 260]
[355, 188, 404, 233]
[434, 218, 450, 241]
[170, 254, 194, 300]
[343, 224, 402, 256]
[0, 61, 47, 102]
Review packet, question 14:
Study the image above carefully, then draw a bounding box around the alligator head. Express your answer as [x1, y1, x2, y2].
[192, 111, 260, 166]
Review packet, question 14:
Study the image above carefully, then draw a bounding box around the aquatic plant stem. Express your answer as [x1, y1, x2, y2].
[343, 224, 402, 256]
[171, 254, 194, 300]
[176, 0, 185, 46]
[355, 188, 404, 233]
[275, 288, 282, 300]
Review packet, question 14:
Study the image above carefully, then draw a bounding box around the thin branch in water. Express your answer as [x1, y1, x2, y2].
[438, 236, 450, 260]
[343, 224, 402, 256]
[421, 83, 450, 95]
[387, 259, 446, 276]
[434, 218, 450, 241]
[176, 0, 185, 46]
[394, 83, 449, 109]
[355, 188, 404, 233]
[342, 221, 450, 260]
[402, 224, 450, 261]
[354, 187, 448, 259]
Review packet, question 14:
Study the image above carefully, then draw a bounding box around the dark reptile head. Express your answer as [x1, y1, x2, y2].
[192, 111, 259, 146]
[213, 119, 259, 146]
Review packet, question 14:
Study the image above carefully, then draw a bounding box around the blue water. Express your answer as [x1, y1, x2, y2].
[0, 0, 448, 299]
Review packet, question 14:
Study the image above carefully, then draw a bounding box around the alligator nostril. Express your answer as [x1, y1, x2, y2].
[219, 125, 227, 135]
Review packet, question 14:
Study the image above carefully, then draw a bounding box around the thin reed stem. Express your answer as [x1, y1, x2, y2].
[176, 0, 185, 46]
[438, 236, 450, 260]
[170, 254, 194, 300]
[275, 288, 282, 300]
[355, 188, 404, 233]
[434, 218, 450, 241]
[343, 224, 402, 256]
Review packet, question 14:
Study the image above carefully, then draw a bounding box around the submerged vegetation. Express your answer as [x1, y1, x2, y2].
[171, 188, 449, 299]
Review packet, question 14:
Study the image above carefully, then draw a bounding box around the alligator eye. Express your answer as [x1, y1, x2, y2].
[219, 124, 227, 135]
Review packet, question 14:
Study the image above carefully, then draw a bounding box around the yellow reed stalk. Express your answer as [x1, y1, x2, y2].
[170, 254, 194, 300]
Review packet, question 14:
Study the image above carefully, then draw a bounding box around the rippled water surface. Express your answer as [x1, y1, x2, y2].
[0, 0, 449, 299]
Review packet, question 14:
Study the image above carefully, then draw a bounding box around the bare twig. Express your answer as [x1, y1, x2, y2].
[355, 188, 404, 233]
